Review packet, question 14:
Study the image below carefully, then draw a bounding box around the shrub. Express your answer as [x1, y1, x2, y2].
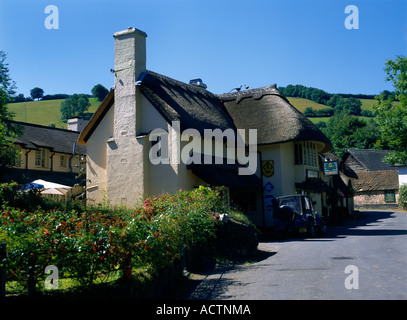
[399, 184, 407, 210]
[0, 182, 43, 211]
[0, 186, 227, 292]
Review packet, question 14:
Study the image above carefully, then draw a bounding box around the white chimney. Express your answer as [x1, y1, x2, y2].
[67, 116, 88, 132]
[112, 27, 147, 138]
[106, 28, 148, 205]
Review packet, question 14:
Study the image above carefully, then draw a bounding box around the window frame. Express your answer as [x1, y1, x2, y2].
[294, 141, 317, 167]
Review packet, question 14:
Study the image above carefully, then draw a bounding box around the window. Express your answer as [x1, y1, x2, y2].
[35, 148, 48, 168]
[294, 142, 317, 167]
[384, 190, 396, 203]
[294, 143, 303, 165]
[60, 155, 67, 168]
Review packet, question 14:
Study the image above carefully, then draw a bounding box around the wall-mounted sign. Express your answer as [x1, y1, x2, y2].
[264, 182, 274, 193]
[306, 169, 319, 179]
[262, 160, 274, 177]
[323, 161, 338, 175]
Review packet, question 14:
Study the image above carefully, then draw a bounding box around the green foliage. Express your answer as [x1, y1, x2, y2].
[0, 51, 21, 169]
[279, 84, 330, 105]
[303, 107, 334, 117]
[0, 182, 44, 211]
[60, 94, 91, 121]
[0, 186, 229, 292]
[399, 184, 407, 210]
[373, 56, 407, 165]
[334, 97, 362, 116]
[91, 84, 109, 102]
[30, 87, 44, 101]
[322, 111, 380, 157]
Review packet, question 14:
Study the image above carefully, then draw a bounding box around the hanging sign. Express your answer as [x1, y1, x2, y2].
[323, 161, 338, 175]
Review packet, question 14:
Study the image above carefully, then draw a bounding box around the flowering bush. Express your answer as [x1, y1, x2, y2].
[0, 186, 226, 292]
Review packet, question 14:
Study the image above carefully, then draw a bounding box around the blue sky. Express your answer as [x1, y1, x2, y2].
[0, 0, 406, 97]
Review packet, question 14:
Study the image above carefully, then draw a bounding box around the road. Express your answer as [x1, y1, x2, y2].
[187, 210, 407, 300]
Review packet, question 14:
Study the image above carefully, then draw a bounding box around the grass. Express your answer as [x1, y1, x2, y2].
[5, 267, 155, 299]
[7, 98, 101, 129]
[287, 97, 328, 112]
[360, 98, 377, 111]
[293, 97, 379, 126]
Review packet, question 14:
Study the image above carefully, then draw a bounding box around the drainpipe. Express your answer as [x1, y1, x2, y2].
[258, 150, 265, 227]
[69, 155, 74, 173]
[69, 142, 76, 173]
[50, 152, 56, 172]
[25, 149, 31, 170]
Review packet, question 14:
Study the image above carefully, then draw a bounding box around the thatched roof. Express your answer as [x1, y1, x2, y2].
[79, 71, 331, 155]
[138, 71, 236, 134]
[219, 85, 331, 152]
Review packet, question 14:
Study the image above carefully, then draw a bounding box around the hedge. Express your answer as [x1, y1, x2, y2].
[0, 186, 227, 293]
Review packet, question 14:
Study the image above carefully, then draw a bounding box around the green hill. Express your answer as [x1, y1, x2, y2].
[7, 98, 101, 129]
[6, 95, 379, 129]
[288, 97, 378, 125]
[286, 97, 328, 112]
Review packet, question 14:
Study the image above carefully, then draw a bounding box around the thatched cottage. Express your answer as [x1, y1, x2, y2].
[78, 27, 337, 226]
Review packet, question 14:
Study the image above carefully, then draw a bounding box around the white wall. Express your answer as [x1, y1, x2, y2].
[86, 107, 114, 204]
[398, 167, 407, 187]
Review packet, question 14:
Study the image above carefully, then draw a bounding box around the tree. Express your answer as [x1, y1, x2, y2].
[91, 84, 109, 102]
[303, 107, 316, 117]
[0, 51, 21, 169]
[334, 97, 362, 116]
[60, 94, 91, 120]
[373, 55, 407, 164]
[327, 94, 343, 108]
[30, 87, 44, 101]
[380, 90, 396, 101]
[322, 111, 379, 157]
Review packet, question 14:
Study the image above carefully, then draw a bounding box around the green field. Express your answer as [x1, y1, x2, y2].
[288, 97, 378, 125]
[360, 98, 377, 111]
[7, 98, 101, 129]
[287, 97, 328, 112]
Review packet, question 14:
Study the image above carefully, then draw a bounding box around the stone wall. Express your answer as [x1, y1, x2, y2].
[354, 190, 399, 206]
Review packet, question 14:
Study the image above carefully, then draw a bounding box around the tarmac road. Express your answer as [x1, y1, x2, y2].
[187, 210, 407, 300]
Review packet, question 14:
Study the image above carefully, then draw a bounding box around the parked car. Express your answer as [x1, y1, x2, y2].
[274, 194, 327, 237]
